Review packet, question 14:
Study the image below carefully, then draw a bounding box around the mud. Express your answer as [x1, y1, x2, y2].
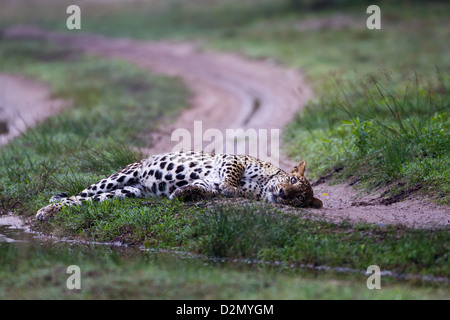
[0, 213, 34, 242]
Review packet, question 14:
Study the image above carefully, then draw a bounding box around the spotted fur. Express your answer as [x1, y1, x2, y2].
[36, 151, 322, 220]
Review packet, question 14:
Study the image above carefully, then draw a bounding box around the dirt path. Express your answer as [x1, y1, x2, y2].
[0, 74, 67, 146]
[4, 26, 310, 172]
[3, 26, 449, 229]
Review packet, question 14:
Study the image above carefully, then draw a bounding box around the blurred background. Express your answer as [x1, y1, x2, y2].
[2, 0, 448, 80]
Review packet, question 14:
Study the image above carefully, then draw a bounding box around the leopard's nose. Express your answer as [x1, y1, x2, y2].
[278, 188, 288, 200]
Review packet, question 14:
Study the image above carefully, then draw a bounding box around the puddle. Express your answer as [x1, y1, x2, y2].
[1, 213, 448, 285]
[144, 247, 450, 285]
[0, 213, 35, 243]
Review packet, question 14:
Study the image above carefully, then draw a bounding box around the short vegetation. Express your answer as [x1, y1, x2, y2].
[0, 39, 188, 216]
[285, 71, 450, 202]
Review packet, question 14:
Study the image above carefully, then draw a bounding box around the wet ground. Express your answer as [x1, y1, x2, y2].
[0, 212, 448, 287]
[0, 213, 34, 243]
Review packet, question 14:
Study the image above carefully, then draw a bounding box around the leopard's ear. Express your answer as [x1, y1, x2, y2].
[309, 197, 323, 209]
[290, 161, 306, 176]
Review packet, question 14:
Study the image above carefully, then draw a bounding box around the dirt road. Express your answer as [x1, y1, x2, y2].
[4, 26, 310, 172]
[0, 74, 67, 146]
[3, 26, 449, 229]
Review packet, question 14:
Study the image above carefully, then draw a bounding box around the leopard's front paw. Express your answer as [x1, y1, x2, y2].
[170, 185, 214, 202]
[169, 187, 184, 200]
[36, 203, 62, 221]
[219, 183, 239, 198]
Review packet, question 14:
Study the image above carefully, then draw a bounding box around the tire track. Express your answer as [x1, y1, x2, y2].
[4, 26, 311, 172]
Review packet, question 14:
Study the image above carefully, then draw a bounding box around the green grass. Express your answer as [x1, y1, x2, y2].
[2, 1, 447, 79]
[1, 242, 447, 299]
[31, 198, 449, 279]
[194, 204, 450, 278]
[0, 0, 448, 299]
[0, 40, 187, 147]
[2, 0, 448, 198]
[285, 71, 450, 201]
[38, 198, 201, 248]
[0, 39, 189, 216]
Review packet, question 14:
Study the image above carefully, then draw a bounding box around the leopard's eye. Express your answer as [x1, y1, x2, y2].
[290, 177, 297, 184]
[297, 194, 304, 202]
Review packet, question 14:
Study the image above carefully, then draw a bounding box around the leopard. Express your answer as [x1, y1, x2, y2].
[36, 151, 323, 221]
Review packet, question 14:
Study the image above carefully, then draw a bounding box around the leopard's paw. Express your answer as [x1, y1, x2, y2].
[219, 183, 239, 198]
[36, 203, 62, 221]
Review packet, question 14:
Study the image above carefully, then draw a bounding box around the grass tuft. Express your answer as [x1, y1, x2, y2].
[285, 70, 450, 200]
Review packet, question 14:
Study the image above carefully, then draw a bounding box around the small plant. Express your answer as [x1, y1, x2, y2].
[342, 117, 374, 154]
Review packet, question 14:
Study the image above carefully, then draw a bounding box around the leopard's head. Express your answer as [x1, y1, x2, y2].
[269, 161, 323, 209]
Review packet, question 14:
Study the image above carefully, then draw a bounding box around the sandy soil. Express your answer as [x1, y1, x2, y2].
[311, 183, 449, 229]
[3, 26, 449, 229]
